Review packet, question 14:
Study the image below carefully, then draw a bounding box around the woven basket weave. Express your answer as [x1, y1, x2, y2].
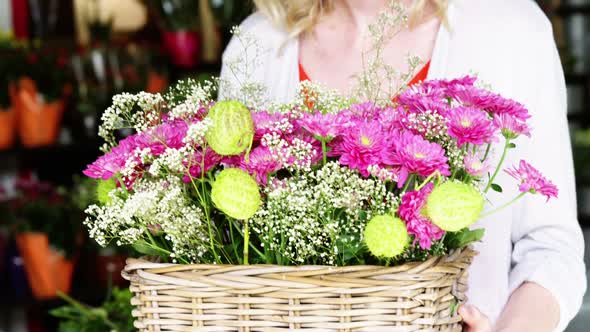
[122, 247, 476, 332]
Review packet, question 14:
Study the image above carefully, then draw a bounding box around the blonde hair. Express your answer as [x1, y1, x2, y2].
[253, 0, 448, 39]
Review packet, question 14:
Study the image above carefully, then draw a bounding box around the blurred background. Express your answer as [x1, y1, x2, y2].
[0, 0, 588, 331]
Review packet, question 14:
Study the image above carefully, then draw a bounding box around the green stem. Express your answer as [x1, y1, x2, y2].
[480, 192, 526, 219]
[484, 139, 511, 193]
[321, 139, 328, 165]
[189, 178, 220, 263]
[243, 219, 250, 264]
[416, 171, 440, 191]
[401, 174, 416, 193]
[482, 143, 492, 161]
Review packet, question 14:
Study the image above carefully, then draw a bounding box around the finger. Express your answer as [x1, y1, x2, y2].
[458, 305, 491, 332]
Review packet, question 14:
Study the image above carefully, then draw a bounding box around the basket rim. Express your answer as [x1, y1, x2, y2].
[123, 246, 477, 276]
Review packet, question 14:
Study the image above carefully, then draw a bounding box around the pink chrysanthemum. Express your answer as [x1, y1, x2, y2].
[422, 76, 477, 93]
[183, 148, 222, 182]
[450, 85, 530, 121]
[240, 146, 283, 185]
[398, 183, 445, 249]
[331, 120, 387, 177]
[382, 131, 451, 187]
[397, 84, 450, 115]
[464, 154, 492, 177]
[83, 135, 140, 180]
[493, 113, 532, 138]
[505, 160, 558, 200]
[447, 107, 498, 146]
[136, 120, 188, 155]
[297, 111, 353, 140]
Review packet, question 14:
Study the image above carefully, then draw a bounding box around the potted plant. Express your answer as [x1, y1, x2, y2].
[151, 0, 201, 67]
[0, 32, 19, 150]
[10, 44, 71, 148]
[4, 174, 79, 300]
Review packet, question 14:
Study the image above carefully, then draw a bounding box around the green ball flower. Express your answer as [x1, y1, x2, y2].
[364, 215, 410, 259]
[96, 179, 117, 205]
[425, 181, 484, 232]
[211, 168, 261, 220]
[205, 101, 254, 156]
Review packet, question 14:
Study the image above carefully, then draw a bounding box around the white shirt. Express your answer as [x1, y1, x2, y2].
[219, 0, 587, 330]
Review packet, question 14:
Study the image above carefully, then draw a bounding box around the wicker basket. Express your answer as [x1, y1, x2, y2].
[123, 247, 476, 332]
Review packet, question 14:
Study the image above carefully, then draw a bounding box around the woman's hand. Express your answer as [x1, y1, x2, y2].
[459, 305, 492, 332]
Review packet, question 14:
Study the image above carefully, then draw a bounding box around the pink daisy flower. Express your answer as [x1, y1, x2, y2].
[331, 120, 387, 177]
[493, 113, 532, 138]
[464, 154, 492, 177]
[184, 148, 222, 182]
[447, 107, 498, 146]
[83, 135, 140, 180]
[240, 146, 283, 185]
[449, 85, 530, 121]
[505, 160, 558, 201]
[136, 120, 189, 155]
[382, 131, 451, 187]
[398, 183, 445, 249]
[423, 76, 477, 93]
[297, 111, 353, 140]
[397, 84, 450, 115]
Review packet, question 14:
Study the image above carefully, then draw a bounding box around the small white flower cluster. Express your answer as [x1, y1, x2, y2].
[169, 80, 215, 120]
[84, 177, 209, 263]
[183, 118, 213, 146]
[220, 26, 270, 110]
[261, 133, 317, 172]
[251, 162, 398, 265]
[99, 92, 166, 152]
[99, 93, 139, 150]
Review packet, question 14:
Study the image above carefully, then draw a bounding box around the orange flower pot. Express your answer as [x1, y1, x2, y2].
[10, 78, 64, 148]
[0, 108, 16, 150]
[16, 232, 74, 300]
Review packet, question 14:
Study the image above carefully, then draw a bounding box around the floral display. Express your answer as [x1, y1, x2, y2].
[82, 71, 557, 266]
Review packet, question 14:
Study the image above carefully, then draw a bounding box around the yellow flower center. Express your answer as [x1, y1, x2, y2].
[471, 160, 483, 170]
[414, 152, 426, 159]
[461, 119, 471, 127]
[360, 136, 372, 146]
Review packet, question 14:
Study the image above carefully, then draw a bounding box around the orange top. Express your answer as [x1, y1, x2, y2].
[298, 60, 431, 86]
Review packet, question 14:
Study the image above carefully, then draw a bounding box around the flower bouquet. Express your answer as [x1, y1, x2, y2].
[82, 5, 558, 331]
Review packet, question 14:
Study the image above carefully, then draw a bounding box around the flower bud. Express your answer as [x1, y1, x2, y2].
[425, 181, 484, 232]
[364, 215, 409, 258]
[205, 101, 254, 156]
[211, 168, 261, 220]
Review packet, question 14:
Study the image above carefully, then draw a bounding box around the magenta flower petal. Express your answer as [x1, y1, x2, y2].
[398, 183, 445, 250]
[331, 120, 387, 177]
[382, 131, 450, 187]
[505, 160, 558, 200]
[447, 106, 498, 146]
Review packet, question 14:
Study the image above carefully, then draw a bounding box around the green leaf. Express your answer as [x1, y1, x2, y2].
[450, 298, 459, 316]
[445, 228, 485, 249]
[491, 183, 503, 193]
[508, 142, 517, 149]
[132, 241, 163, 256]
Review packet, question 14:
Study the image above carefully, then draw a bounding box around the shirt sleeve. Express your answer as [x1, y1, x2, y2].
[507, 17, 587, 332]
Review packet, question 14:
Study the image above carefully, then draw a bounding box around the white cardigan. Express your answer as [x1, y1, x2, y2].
[219, 0, 587, 330]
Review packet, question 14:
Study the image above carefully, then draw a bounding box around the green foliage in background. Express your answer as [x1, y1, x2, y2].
[51, 288, 135, 332]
